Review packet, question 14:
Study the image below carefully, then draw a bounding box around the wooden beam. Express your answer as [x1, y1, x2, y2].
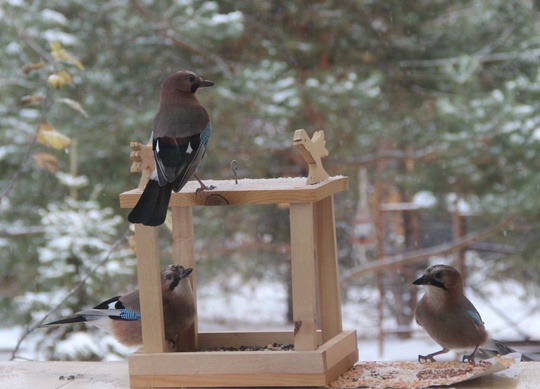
[134, 225, 167, 353]
[290, 202, 318, 351]
[120, 177, 348, 208]
[171, 206, 198, 351]
[314, 196, 342, 342]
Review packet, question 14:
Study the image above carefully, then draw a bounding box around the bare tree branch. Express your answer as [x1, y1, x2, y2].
[400, 48, 540, 68]
[347, 146, 442, 167]
[340, 214, 516, 286]
[131, 0, 233, 75]
[9, 228, 130, 361]
[198, 241, 290, 259]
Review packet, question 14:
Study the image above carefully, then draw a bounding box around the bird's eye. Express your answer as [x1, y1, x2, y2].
[165, 274, 173, 280]
[188, 75, 196, 83]
[434, 271, 442, 279]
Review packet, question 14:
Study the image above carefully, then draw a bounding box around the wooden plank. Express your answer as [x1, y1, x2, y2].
[324, 350, 359, 385]
[319, 331, 358, 369]
[128, 332, 357, 387]
[314, 196, 343, 343]
[128, 350, 324, 376]
[289, 202, 318, 351]
[134, 225, 167, 353]
[130, 373, 326, 388]
[171, 206, 198, 351]
[197, 330, 325, 349]
[198, 331, 293, 349]
[119, 176, 348, 208]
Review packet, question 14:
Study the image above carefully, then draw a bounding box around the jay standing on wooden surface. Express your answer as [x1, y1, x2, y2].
[413, 264, 488, 364]
[42, 264, 195, 347]
[128, 70, 214, 226]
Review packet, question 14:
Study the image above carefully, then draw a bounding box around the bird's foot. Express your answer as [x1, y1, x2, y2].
[195, 183, 216, 195]
[193, 173, 216, 194]
[418, 354, 437, 363]
[167, 338, 176, 350]
[462, 354, 476, 364]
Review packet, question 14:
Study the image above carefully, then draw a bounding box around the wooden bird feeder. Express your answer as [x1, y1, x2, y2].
[119, 129, 358, 387]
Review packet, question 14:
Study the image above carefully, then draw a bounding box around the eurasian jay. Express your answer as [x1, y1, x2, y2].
[128, 70, 214, 226]
[42, 264, 195, 347]
[413, 264, 488, 364]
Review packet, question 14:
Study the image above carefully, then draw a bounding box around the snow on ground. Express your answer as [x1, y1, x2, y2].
[2, 269, 539, 362]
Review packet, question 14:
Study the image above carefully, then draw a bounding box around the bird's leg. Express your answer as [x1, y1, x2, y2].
[418, 348, 449, 363]
[194, 173, 216, 193]
[462, 344, 480, 364]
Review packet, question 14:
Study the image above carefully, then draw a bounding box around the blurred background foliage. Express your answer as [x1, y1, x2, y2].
[1, 0, 540, 360]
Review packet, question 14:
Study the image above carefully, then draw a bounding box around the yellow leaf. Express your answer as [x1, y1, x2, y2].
[38, 121, 55, 132]
[33, 152, 59, 173]
[21, 61, 47, 75]
[57, 70, 73, 84]
[47, 74, 63, 89]
[50, 41, 84, 70]
[37, 122, 71, 150]
[20, 93, 45, 105]
[56, 98, 89, 118]
[47, 70, 73, 89]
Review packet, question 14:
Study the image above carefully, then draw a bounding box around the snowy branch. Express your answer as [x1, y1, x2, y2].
[9, 227, 130, 361]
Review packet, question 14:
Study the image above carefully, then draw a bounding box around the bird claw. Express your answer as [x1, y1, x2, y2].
[195, 184, 216, 195]
[168, 338, 176, 350]
[462, 354, 476, 364]
[418, 354, 436, 363]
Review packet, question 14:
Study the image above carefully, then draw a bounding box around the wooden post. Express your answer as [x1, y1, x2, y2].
[171, 206, 198, 351]
[134, 224, 167, 353]
[290, 202, 318, 351]
[314, 196, 343, 343]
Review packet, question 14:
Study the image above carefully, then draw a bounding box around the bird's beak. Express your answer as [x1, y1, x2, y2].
[179, 267, 193, 280]
[413, 275, 429, 285]
[198, 78, 214, 88]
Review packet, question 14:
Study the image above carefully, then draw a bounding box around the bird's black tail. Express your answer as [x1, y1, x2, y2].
[478, 338, 538, 362]
[128, 179, 172, 226]
[40, 316, 86, 326]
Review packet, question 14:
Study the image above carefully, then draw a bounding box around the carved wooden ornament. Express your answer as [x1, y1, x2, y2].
[293, 129, 330, 185]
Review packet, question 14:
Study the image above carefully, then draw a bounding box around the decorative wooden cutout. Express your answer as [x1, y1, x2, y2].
[129, 142, 154, 190]
[293, 129, 330, 185]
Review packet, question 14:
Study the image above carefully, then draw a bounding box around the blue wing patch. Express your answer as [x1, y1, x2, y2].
[465, 310, 484, 326]
[119, 308, 141, 321]
[200, 122, 212, 146]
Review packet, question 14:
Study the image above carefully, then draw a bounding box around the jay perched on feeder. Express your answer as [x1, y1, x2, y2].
[128, 70, 214, 226]
[42, 264, 195, 347]
[413, 264, 488, 364]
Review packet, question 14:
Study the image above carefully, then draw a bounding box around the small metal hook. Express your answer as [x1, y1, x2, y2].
[230, 160, 239, 184]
